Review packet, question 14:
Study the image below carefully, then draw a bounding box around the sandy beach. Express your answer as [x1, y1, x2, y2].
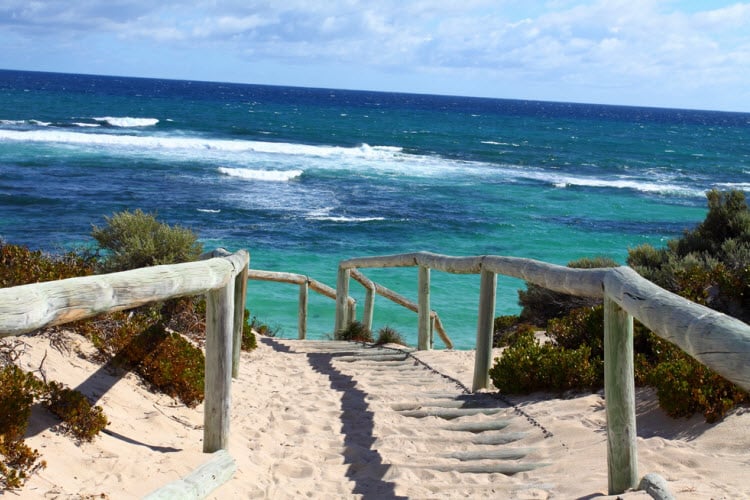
[13, 330, 750, 499]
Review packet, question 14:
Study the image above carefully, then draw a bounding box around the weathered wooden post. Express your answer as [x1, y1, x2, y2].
[472, 269, 496, 391]
[298, 281, 308, 339]
[604, 294, 638, 494]
[204, 281, 234, 452]
[334, 267, 350, 334]
[417, 265, 431, 350]
[363, 285, 375, 333]
[430, 315, 435, 349]
[231, 263, 248, 379]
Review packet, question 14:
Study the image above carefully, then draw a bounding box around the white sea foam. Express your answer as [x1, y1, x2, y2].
[1, 119, 47, 127]
[0, 126, 708, 199]
[218, 167, 303, 182]
[197, 208, 221, 213]
[93, 116, 159, 127]
[0, 128, 401, 157]
[72, 123, 101, 128]
[519, 169, 703, 197]
[306, 214, 385, 222]
[716, 182, 750, 191]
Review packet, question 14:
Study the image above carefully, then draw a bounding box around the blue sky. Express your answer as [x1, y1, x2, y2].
[1, 0, 749, 112]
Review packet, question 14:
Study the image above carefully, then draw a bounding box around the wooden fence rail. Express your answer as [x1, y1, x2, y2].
[246, 269, 356, 340]
[334, 251, 750, 495]
[246, 269, 454, 348]
[0, 249, 250, 497]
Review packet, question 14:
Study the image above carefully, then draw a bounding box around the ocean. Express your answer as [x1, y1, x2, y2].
[1, 69, 749, 349]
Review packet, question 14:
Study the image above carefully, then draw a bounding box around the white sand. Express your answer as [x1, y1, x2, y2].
[12, 331, 750, 499]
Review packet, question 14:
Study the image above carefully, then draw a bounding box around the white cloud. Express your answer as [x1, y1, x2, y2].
[1, 0, 748, 110]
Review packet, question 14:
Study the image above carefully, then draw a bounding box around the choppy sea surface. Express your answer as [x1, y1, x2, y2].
[2, 69, 749, 348]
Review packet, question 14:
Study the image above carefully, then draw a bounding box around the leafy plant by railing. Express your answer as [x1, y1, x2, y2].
[492, 190, 750, 423]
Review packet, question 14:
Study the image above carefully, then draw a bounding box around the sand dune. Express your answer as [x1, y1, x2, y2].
[13, 331, 750, 499]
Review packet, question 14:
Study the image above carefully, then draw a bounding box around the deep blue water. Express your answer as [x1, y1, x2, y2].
[2, 69, 749, 348]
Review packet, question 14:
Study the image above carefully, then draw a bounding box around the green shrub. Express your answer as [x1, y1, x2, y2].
[137, 328, 205, 408]
[493, 315, 537, 348]
[375, 326, 406, 346]
[0, 365, 110, 490]
[76, 313, 205, 407]
[489, 333, 602, 394]
[0, 366, 44, 442]
[0, 365, 47, 490]
[241, 309, 257, 351]
[547, 306, 605, 358]
[0, 241, 94, 287]
[247, 315, 279, 337]
[647, 351, 748, 423]
[91, 209, 203, 273]
[0, 438, 45, 491]
[628, 189, 750, 322]
[44, 382, 108, 442]
[335, 321, 373, 343]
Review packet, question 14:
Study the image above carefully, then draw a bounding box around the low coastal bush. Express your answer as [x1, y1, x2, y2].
[44, 382, 109, 442]
[76, 312, 206, 407]
[489, 332, 601, 394]
[493, 315, 537, 348]
[335, 321, 373, 343]
[241, 309, 258, 351]
[492, 190, 750, 423]
[0, 365, 46, 490]
[0, 241, 95, 287]
[0, 363, 109, 490]
[375, 326, 406, 346]
[629, 189, 750, 322]
[91, 209, 203, 273]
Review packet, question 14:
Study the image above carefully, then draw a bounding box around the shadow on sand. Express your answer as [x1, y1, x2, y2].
[261, 336, 407, 500]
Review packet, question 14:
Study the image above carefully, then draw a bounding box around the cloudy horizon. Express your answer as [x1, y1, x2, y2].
[2, 1, 749, 112]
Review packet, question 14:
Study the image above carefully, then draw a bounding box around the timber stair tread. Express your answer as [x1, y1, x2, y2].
[271, 338, 555, 497]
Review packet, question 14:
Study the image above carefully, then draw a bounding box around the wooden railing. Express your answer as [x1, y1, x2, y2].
[334, 251, 750, 494]
[4, 248, 750, 496]
[247, 269, 453, 348]
[0, 248, 249, 497]
[246, 269, 355, 340]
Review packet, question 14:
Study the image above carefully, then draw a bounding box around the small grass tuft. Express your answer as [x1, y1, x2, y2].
[375, 326, 406, 346]
[335, 321, 373, 343]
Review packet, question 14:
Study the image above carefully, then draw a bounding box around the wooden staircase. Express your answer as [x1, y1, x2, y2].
[271, 338, 554, 498]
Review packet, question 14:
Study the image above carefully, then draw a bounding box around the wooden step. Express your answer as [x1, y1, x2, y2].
[444, 420, 512, 433]
[397, 407, 505, 419]
[444, 448, 534, 461]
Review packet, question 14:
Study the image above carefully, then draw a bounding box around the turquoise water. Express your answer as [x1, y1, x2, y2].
[1, 69, 748, 348]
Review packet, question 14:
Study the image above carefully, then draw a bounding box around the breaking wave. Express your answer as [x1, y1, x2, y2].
[218, 167, 303, 182]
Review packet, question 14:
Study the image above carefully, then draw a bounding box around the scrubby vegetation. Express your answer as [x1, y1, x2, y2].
[335, 321, 374, 342]
[1, 240, 95, 286]
[629, 189, 750, 322]
[91, 209, 203, 273]
[375, 326, 407, 346]
[0, 356, 109, 490]
[75, 312, 206, 407]
[491, 190, 750, 423]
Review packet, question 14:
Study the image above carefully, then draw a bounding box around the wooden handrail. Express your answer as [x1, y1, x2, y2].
[0, 250, 248, 336]
[0, 248, 250, 494]
[334, 250, 750, 495]
[349, 269, 453, 348]
[246, 269, 356, 340]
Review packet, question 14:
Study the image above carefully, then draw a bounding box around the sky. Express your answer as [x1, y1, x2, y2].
[1, 0, 750, 112]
